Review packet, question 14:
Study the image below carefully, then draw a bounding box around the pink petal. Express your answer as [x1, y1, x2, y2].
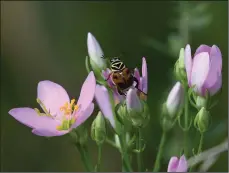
[32, 128, 69, 137]
[102, 68, 114, 87]
[134, 68, 140, 84]
[210, 45, 222, 72]
[95, 85, 115, 128]
[139, 77, 143, 91]
[37, 80, 70, 117]
[203, 45, 222, 96]
[194, 44, 211, 57]
[176, 155, 188, 172]
[190, 52, 210, 96]
[167, 156, 179, 172]
[205, 73, 222, 96]
[142, 57, 148, 93]
[184, 44, 193, 85]
[77, 72, 96, 111]
[9, 108, 59, 129]
[126, 89, 142, 111]
[71, 103, 94, 128]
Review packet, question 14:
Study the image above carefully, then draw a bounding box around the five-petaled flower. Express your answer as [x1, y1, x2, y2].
[167, 155, 188, 172]
[185, 44, 222, 96]
[9, 72, 96, 137]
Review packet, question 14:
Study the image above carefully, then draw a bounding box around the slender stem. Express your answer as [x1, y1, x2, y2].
[119, 135, 133, 172]
[153, 131, 167, 172]
[197, 133, 204, 154]
[184, 91, 189, 157]
[75, 143, 93, 172]
[137, 128, 142, 171]
[189, 132, 205, 172]
[96, 145, 102, 172]
[105, 138, 120, 150]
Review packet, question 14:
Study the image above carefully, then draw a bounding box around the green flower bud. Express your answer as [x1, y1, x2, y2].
[174, 48, 188, 85]
[161, 115, 174, 132]
[196, 96, 208, 109]
[70, 125, 88, 146]
[194, 107, 210, 133]
[91, 112, 106, 145]
[116, 103, 132, 131]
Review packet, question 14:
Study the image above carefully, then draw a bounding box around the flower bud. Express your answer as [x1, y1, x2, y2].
[126, 89, 150, 128]
[174, 48, 187, 84]
[161, 114, 174, 132]
[194, 107, 210, 133]
[87, 32, 107, 70]
[70, 126, 88, 146]
[116, 103, 132, 131]
[91, 111, 106, 145]
[166, 82, 184, 118]
[196, 96, 208, 109]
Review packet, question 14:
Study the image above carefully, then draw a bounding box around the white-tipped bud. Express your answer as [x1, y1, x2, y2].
[166, 82, 184, 118]
[126, 88, 142, 112]
[87, 32, 107, 70]
[126, 88, 150, 128]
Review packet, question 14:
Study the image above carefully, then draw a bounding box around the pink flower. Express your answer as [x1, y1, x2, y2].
[102, 57, 148, 103]
[9, 72, 96, 137]
[167, 155, 188, 172]
[185, 44, 222, 96]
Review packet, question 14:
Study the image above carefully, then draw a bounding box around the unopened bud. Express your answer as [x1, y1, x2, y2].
[91, 111, 106, 145]
[70, 126, 88, 146]
[174, 48, 187, 84]
[196, 96, 208, 109]
[194, 107, 210, 133]
[87, 32, 107, 70]
[126, 89, 150, 128]
[166, 82, 184, 118]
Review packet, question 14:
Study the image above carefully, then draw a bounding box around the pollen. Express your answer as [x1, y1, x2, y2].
[60, 99, 78, 116]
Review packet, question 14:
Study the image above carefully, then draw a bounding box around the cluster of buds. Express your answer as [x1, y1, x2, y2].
[87, 32, 150, 131]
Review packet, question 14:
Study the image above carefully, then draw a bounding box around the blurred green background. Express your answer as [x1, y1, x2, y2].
[1, 1, 228, 172]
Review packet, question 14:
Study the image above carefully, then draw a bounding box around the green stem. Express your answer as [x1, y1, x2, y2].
[184, 91, 189, 157]
[137, 129, 142, 171]
[105, 138, 120, 150]
[96, 145, 102, 172]
[197, 133, 204, 154]
[153, 131, 167, 172]
[75, 143, 93, 172]
[119, 135, 133, 172]
[189, 132, 204, 172]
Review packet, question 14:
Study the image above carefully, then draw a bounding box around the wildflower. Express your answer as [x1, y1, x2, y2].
[9, 72, 96, 137]
[185, 44, 222, 96]
[167, 155, 188, 172]
[87, 32, 107, 70]
[126, 88, 150, 128]
[166, 82, 184, 118]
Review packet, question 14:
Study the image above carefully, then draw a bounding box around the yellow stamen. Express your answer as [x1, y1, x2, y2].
[60, 99, 79, 116]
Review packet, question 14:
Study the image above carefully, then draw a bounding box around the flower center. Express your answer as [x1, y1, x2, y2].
[60, 99, 79, 116]
[56, 99, 80, 131]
